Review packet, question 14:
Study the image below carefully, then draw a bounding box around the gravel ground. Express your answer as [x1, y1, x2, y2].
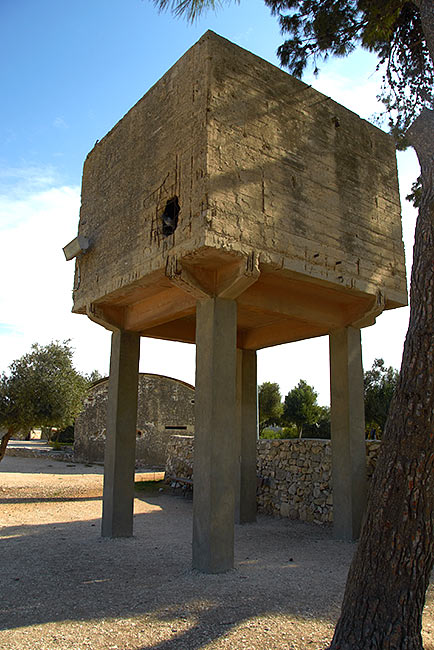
[1, 456, 433, 650]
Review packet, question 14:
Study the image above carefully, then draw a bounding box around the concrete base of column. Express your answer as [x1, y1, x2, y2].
[329, 327, 367, 540]
[236, 349, 257, 524]
[192, 298, 237, 573]
[101, 330, 140, 538]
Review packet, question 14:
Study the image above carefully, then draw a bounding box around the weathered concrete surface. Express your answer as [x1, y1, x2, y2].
[74, 373, 195, 467]
[70, 30, 408, 570]
[236, 349, 257, 524]
[193, 298, 238, 573]
[102, 330, 140, 538]
[329, 327, 367, 540]
[72, 31, 407, 350]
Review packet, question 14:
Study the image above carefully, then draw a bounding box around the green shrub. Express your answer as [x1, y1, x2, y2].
[57, 425, 75, 443]
[260, 428, 282, 439]
[260, 425, 298, 439]
[49, 441, 64, 451]
[281, 425, 298, 438]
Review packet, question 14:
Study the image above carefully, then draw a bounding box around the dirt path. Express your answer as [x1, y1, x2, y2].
[1, 456, 433, 650]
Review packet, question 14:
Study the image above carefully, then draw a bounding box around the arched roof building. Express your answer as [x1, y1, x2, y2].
[74, 373, 195, 467]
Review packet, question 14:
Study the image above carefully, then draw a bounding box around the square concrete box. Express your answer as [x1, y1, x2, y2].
[72, 31, 407, 345]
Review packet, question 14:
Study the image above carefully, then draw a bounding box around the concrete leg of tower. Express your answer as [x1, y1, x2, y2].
[101, 329, 140, 538]
[329, 326, 367, 540]
[192, 297, 238, 573]
[235, 349, 258, 524]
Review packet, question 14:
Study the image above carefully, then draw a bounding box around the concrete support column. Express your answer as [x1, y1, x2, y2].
[329, 326, 367, 540]
[102, 329, 140, 538]
[193, 297, 238, 573]
[235, 349, 257, 524]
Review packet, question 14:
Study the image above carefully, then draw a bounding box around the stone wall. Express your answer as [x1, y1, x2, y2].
[74, 374, 195, 467]
[165, 435, 381, 524]
[166, 435, 195, 480]
[6, 445, 74, 462]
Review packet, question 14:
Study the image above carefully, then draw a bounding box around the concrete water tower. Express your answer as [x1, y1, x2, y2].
[68, 31, 407, 573]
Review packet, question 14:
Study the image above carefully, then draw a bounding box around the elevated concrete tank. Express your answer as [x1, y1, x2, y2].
[68, 31, 407, 572]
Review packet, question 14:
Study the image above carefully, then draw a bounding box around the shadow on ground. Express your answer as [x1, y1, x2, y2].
[0, 487, 354, 650]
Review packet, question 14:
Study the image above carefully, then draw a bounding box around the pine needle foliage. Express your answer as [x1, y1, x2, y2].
[264, 0, 433, 145]
[153, 0, 238, 22]
[155, 0, 433, 148]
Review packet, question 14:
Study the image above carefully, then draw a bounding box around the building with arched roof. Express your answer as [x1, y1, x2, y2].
[74, 373, 195, 467]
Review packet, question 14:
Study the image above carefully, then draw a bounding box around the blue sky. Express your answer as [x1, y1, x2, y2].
[0, 0, 419, 404]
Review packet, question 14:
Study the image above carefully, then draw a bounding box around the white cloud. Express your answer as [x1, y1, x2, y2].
[0, 177, 92, 372]
[53, 116, 69, 129]
[0, 165, 196, 383]
[309, 72, 381, 122]
[0, 164, 59, 190]
[0, 165, 61, 222]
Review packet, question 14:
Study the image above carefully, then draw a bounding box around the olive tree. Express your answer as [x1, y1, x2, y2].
[0, 341, 89, 461]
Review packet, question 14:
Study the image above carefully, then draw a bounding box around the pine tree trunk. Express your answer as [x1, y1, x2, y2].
[329, 103, 434, 649]
[0, 428, 14, 462]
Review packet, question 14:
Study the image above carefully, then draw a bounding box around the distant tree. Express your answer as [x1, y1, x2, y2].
[0, 341, 89, 461]
[364, 358, 399, 437]
[303, 404, 331, 439]
[282, 379, 322, 438]
[86, 369, 103, 384]
[258, 381, 283, 432]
